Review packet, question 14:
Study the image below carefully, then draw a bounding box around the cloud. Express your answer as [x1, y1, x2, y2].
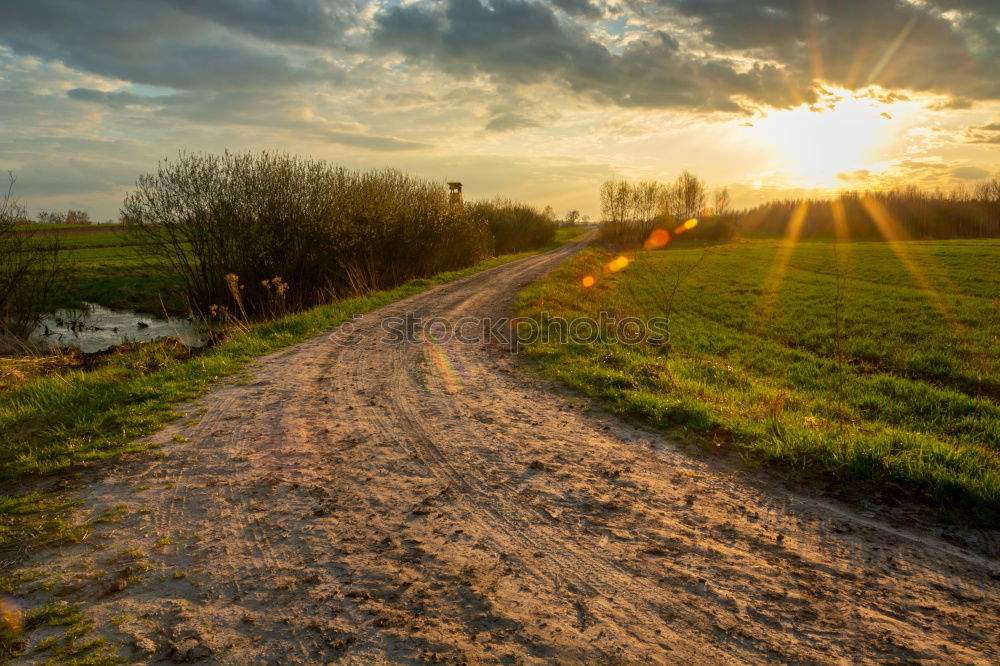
[836, 169, 872, 182]
[897, 159, 948, 171]
[665, 0, 1000, 101]
[964, 119, 1000, 143]
[321, 132, 429, 151]
[372, 0, 811, 112]
[0, 1, 347, 91]
[927, 96, 975, 110]
[952, 166, 991, 179]
[67, 88, 150, 109]
[159, 0, 365, 47]
[6, 0, 1000, 119]
[548, 0, 604, 19]
[66, 87, 429, 151]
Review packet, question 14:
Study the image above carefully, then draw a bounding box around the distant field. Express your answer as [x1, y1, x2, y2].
[517, 239, 1000, 523]
[23, 225, 184, 314]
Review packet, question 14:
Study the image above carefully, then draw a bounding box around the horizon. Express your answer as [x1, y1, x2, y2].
[2, 1, 1000, 220]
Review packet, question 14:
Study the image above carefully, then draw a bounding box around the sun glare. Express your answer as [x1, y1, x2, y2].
[754, 92, 902, 186]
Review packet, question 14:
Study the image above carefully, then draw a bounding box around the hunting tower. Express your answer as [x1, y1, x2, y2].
[448, 182, 463, 207]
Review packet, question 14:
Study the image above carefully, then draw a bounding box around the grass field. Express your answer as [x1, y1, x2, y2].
[516, 238, 1000, 524]
[27, 225, 187, 314]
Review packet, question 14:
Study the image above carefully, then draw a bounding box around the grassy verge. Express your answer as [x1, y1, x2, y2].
[0, 230, 585, 551]
[515, 239, 1000, 525]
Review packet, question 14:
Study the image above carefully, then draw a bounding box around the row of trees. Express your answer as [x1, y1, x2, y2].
[599, 172, 1000, 246]
[740, 178, 1000, 240]
[35, 209, 93, 225]
[599, 171, 730, 244]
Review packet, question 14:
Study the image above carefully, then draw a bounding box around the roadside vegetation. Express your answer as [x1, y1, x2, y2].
[0, 149, 581, 553]
[516, 171, 1000, 524]
[123, 153, 497, 318]
[467, 198, 556, 254]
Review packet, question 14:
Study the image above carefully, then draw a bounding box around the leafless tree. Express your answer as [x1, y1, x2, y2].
[0, 173, 64, 340]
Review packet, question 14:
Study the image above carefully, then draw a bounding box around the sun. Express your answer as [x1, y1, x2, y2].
[753, 90, 903, 186]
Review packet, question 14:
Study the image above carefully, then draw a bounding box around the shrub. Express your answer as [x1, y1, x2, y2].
[467, 198, 556, 255]
[122, 152, 492, 317]
[0, 174, 64, 341]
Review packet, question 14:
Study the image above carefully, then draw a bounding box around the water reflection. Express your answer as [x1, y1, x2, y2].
[32, 303, 207, 353]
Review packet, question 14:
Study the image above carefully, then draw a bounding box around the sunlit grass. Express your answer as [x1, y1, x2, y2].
[516, 239, 1000, 524]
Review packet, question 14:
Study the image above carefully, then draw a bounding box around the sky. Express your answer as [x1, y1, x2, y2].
[1, 0, 999, 220]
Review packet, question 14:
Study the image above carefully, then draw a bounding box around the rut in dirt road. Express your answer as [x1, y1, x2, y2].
[10, 236, 1000, 664]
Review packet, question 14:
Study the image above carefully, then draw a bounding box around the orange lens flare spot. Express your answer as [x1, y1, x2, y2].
[643, 228, 670, 250]
[604, 255, 629, 273]
[581, 275, 596, 288]
[0, 597, 24, 636]
[674, 218, 699, 234]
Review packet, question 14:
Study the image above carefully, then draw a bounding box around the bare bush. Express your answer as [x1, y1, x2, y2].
[0, 173, 64, 339]
[122, 152, 494, 318]
[467, 198, 556, 255]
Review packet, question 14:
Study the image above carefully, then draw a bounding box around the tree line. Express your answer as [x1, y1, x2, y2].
[737, 179, 1000, 240]
[599, 171, 731, 245]
[600, 172, 1000, 246]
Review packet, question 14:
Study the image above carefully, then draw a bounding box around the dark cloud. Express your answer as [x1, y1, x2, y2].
[67, 88, 150, 109]
[373, 0, 807, 112]
[160, 0, 363, 47]
[3, 0, 999, 121]
[372, 0, 1000, 112]
[548, 0, 603, 19]
[665, 0, 999, 101]
[0, 0, 346, 91]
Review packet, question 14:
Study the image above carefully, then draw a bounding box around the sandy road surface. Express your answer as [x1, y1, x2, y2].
[10, 237, 1000, 664]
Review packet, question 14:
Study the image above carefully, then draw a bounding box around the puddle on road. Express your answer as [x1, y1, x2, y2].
[31, 302, 207, 353]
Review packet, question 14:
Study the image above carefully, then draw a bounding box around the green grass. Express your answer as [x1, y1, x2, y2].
[0, 231, 586, 550]
[516, 239, 1000, 524]
[28, 226, 188, 314]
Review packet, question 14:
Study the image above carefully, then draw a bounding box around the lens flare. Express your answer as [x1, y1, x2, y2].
[581, 275, 596, 288]
[605, 255, 629, 273]
[674, 218, 698, 234]
[643, 228, 670, 250]
[1, 597, 25, 637]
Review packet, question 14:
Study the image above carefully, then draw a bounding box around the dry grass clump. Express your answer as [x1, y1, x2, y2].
[0, 352, 83, 391]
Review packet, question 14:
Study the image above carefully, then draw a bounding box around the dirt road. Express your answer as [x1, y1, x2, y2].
[11, 238, 1000, 664]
